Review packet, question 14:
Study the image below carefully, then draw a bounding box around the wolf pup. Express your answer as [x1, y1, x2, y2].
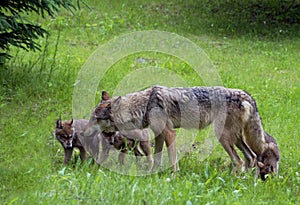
[114, 131, 144, 159]
[101, 129, 151, 167]
[89, 85, 279, 179]
[55, 118, 101, 164]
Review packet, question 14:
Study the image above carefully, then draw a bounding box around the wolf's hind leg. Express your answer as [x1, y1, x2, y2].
[79, 146, 87, 162]
[164, 128, 177, 171]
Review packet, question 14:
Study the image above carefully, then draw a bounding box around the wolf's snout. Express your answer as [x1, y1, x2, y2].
[66, 143, 72, 148]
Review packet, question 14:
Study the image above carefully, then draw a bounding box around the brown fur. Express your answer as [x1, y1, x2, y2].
[101, 132, 146, 165]
[88, 86, 279, 178]
[113, 132, 144, 157]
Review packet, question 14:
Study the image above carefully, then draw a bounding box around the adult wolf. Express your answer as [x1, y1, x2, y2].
[89, 85, 279, 179]
[82, 92, 154, 171]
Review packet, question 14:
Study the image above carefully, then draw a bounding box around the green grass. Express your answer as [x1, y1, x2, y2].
[1, 0, 300, 204]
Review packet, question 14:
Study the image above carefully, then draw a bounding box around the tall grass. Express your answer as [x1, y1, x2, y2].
[0, 0, 299, 204]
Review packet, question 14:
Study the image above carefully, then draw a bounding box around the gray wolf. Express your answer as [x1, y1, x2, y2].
[55, 118, 101, 164]
[83, 92, 154, 171]
[89, 85, 279, 179]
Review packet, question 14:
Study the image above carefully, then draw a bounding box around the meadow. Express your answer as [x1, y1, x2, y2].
[0, 0, 299, 204]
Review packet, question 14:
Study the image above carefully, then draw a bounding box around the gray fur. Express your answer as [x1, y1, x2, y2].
[91, 85, 279, 178]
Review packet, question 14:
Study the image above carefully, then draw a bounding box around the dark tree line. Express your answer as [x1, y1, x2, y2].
[0, 0, 84, 59]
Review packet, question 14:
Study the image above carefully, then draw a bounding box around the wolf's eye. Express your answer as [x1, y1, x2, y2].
[61, 134, 71, 139]
[269, 165, 274, 172]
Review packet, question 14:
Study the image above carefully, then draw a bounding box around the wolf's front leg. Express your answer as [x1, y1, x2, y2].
[64, 148, 73, 164]
[118, 150, 127, 165]
[236, 139, 256, 171]
[140, 140, 154, 172]
[98, 137, 111, 165]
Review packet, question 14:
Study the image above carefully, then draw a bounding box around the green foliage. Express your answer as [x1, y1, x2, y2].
[0, 0, 299, 204]
[0, 0, 84, 59]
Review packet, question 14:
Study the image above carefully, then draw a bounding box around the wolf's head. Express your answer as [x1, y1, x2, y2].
[257, 132, 280, 180]
[93, 91, 118, 133]
[55, 119, 75, 149]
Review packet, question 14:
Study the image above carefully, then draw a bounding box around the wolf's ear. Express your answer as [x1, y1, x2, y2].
[65, 118, 73, 126]
[70, 118, 74, 126]
[56, 119, 62, 129]
[101, 91, 111, 101]
[112, 96, 121, 111]
[257, 161, 265, 168]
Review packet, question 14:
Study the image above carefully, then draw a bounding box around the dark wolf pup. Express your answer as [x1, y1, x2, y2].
[113, 131, 144, 160]
[55, 118, 101, 164]
[100, 129, 153, 168]
[89, 85, 279, 179]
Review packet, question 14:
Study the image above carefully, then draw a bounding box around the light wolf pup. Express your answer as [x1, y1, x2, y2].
[89, 85, 279, 179]
[55, 118, 101, 164]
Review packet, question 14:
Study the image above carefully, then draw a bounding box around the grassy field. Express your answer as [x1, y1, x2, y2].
[1, 0, 299, 204]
